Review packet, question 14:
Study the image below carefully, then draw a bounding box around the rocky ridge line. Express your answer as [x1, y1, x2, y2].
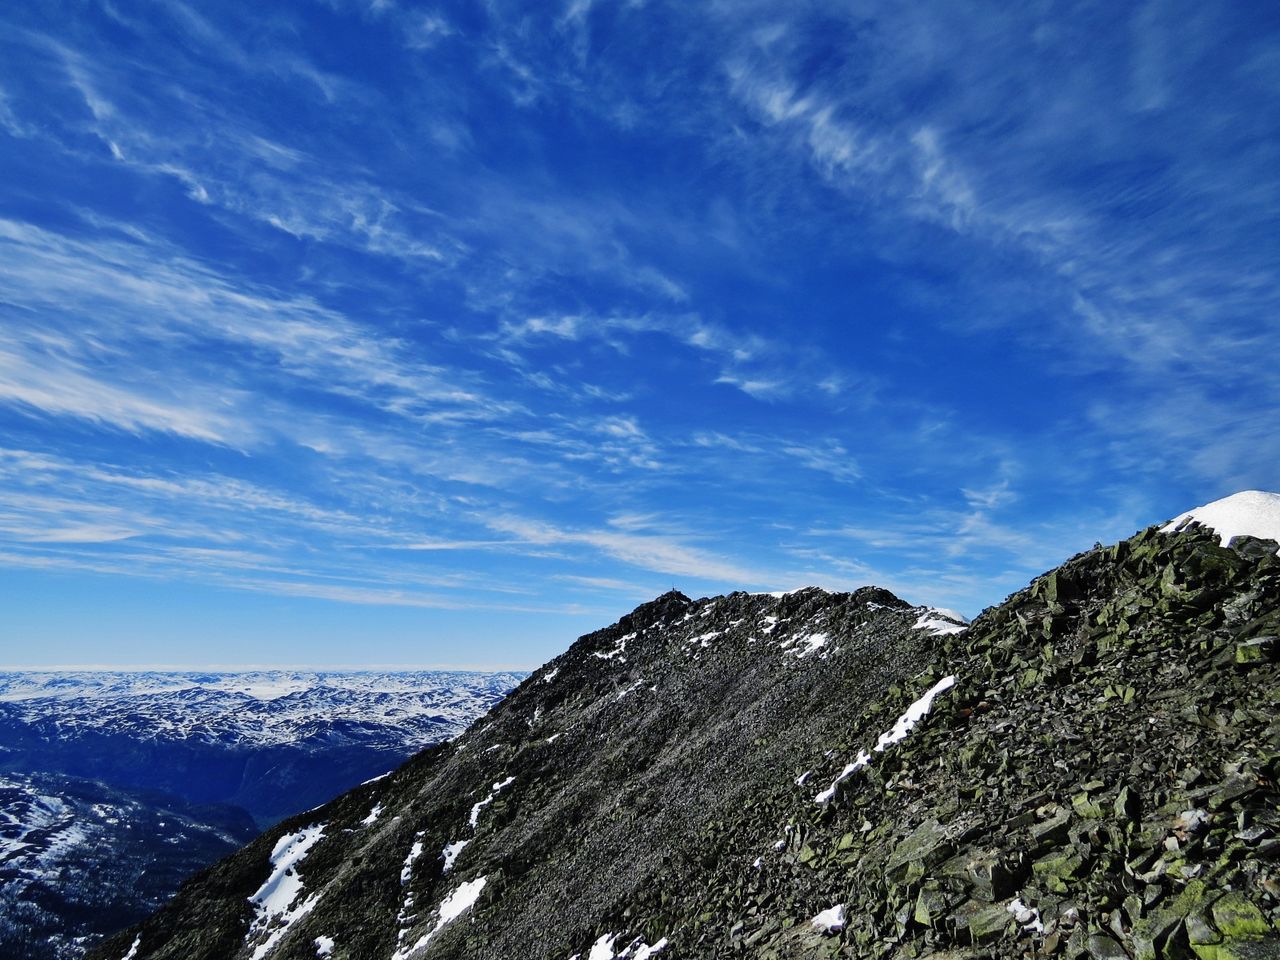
[90, 495, 1280, 960]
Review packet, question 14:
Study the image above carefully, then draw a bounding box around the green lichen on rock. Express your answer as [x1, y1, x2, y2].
[1211, 893, 1273, 939]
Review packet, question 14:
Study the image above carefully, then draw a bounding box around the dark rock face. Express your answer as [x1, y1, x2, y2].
[91, 524, 1280, 960]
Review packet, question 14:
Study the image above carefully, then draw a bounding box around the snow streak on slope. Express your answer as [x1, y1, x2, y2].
[913, 608, 969, 636]
[573, 932, 670, 960]
[441, 839, 469, 873]
[814, 675, 956, 803]
[468, 777, 515, 828]
[392, 877, 488, 960]
[246, 824, 326, 960]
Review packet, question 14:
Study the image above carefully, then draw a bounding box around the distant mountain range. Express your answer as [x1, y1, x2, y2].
[0, 670, 523, 959]
[88, 492, 1280, 960]
[0, 670, 525, 824]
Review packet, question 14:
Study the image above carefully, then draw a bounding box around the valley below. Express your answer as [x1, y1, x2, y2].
[0, 671, 523, 959]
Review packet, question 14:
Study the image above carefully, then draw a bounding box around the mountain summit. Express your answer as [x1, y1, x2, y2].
[92, 496, 1280, 960]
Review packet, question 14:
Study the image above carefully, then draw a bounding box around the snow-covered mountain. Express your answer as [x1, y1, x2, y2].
[0, 770, 257, 960]
[0, 670, 525, 748]
[0, 670, 525, 825]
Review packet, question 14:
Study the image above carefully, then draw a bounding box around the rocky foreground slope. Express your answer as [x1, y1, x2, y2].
[93, 494, 1280, 960]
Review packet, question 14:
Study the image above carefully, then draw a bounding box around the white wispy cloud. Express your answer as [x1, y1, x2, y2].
[690, 431, 861, 485]
[402, 11, 454, 49]
[0, 217, 506, 440]
[721, 3, 1270, 365]
[711, 0, 1280, 491]
[31, 27, 455, 266]
[0, 342, 241, 443]
[482, 514, 772, 584]
[494, 310, 843, 402]
[0, 83, 34, 137]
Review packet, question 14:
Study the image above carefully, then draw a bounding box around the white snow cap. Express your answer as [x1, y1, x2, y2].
[1163, 491, 1280, 552]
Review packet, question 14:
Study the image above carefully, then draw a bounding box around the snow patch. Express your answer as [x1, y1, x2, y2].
[246, 824, 327, 960]
[361, 803, 383, 826]
[790, 632, 829, 657]
[616, 679, 646, 700]
[441, 839, 469, 873]
[249, 824, 325, 925]
[469, 776, 515, 827]
[401, 834, 425, 884]
[873, 676, 957, 752]
[588, 934, 619, 960]
[811, 904, 846, 934]
[593, 634, 633, 661]
[627, 938, 669, 960]
[913, 608, 969, 636]
[1008, 898, 1045, 935]
[813, 752, 870, 804]
[582, 932, 666, 960]
[759, 586, 827, 598]
[542, 667, 560, 683]
[1163, 491, 1280, 553]
[314, 935, 335, 957]
[119, 937, 141, 960]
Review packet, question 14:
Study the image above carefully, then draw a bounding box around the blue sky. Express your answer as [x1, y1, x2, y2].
[1, 0, 1277, 668]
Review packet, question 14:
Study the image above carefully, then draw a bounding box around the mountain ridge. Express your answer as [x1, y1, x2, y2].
[90, 493, 1280, 960]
